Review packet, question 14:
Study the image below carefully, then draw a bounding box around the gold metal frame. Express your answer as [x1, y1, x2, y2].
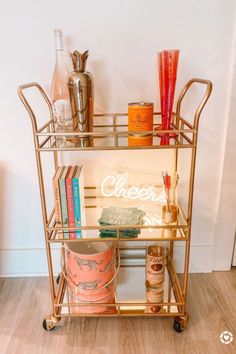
[18, 78, 212, 330]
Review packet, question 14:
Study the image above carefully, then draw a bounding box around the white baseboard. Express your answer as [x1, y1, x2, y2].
[174, 243, 213, 273]
[0, 247, 61, 278]
[0, 244, 214, 277]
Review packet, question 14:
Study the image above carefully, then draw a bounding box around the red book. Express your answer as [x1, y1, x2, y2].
[66, 166, 77, 239]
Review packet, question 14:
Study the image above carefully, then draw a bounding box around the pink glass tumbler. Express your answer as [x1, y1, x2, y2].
[156, 50, 179, 137]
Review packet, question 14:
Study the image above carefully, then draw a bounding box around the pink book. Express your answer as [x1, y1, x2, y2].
[66, 166, 77, 239]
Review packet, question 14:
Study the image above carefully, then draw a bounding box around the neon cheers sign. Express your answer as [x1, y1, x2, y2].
[101, 174, 165, 203]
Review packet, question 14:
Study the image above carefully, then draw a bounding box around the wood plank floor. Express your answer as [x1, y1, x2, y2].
[0, 269, 236, 354]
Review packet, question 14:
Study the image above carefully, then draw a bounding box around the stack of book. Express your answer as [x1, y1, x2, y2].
[52, 165, 86, 239]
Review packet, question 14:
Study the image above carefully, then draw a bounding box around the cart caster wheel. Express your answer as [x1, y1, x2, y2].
[173, 319, 183, 333]
[56, 274, 61, 284]
[42, 315, 60, 331]
[42, 319, 55, 331]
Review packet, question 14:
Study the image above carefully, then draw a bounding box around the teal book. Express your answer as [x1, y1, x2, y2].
[72, 166, 85, 238]
[59, 166, 70, 239]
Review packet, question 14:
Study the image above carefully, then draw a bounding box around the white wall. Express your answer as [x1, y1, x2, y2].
[0, 0, 236, 276]
[213, 30, 236, 270]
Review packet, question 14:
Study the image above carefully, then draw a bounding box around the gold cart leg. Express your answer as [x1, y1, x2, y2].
[40, 123, 60, 315]
[173, 80, 212, 328]
[35, 150, 56, 312]
[167, 139, 180, 311]
[18, 83, 57, 319]
[167, 239, 174, 313]
[179, 143, 197, 331]
[182, 144, 197, 300]
[167, 276, 172, 313]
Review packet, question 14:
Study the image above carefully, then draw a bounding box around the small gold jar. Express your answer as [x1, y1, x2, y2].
[162, 204, 178, 238]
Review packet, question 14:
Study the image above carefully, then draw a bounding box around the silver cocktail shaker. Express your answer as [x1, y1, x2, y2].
[67, 50, 94, 147]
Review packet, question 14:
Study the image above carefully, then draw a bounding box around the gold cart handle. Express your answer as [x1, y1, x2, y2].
[176, 78, 213, 130]
[17, 82, 53, 132]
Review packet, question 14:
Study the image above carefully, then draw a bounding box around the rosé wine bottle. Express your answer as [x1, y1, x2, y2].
[51, 29, 74, 147]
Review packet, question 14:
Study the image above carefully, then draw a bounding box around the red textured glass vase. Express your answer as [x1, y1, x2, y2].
[156, 49, 179, 138]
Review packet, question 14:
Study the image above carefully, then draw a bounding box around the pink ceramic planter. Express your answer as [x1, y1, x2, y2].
[65, 242, 117, 313]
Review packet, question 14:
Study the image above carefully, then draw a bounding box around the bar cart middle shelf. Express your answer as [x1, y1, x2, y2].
[18, 78, 212, 332]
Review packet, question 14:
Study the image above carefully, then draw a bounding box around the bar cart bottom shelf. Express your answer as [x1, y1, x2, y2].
[42, 257, 189, 332]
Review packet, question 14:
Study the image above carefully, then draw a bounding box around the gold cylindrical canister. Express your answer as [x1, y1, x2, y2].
[146, 245, 166, 286]
[162, 204, 178, 238]
[145, 281, 164, 314]
[128, 102, 153, 146]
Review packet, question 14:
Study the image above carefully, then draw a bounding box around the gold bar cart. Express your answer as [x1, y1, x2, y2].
[18, 78, 212, 332]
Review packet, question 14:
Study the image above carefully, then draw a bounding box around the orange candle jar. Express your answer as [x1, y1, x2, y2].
[128, 102, 153, 132]
[128, 102, 153, 146]
[128, 133, 153, 146]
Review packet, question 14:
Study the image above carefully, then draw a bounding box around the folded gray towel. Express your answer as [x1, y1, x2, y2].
[98, 207, 145, 238]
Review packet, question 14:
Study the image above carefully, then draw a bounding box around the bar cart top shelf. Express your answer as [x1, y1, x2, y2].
[18, 78, 212, 152]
